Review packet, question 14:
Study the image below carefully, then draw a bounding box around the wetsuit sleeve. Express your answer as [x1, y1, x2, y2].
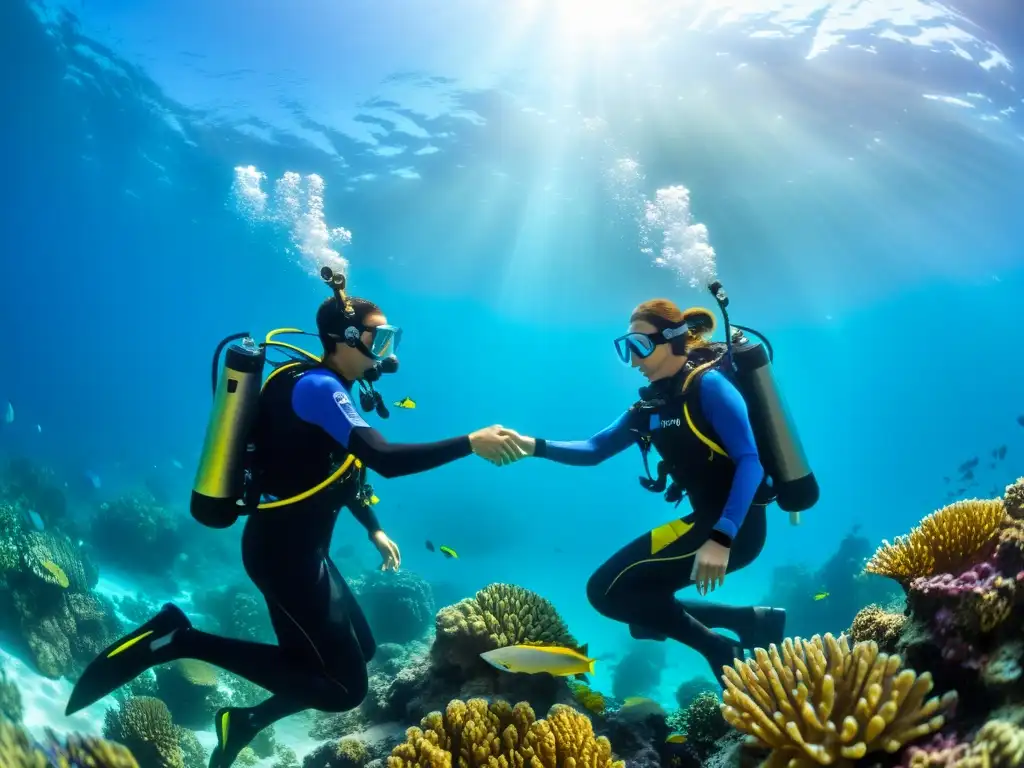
[533, 410, 637, 466]
[292, 372, 472, 480]
[345, 500, 382, 537]
[699, 371, 765, 546]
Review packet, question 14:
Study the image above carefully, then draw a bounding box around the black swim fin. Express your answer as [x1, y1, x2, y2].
[65, 603, 191, 715]
[738, 607, 786, 651]
[209, 707, 260, 768]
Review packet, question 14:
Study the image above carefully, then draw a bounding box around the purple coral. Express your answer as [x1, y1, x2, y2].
[910, 562, 999, 597]
[896, 732, 968, 768]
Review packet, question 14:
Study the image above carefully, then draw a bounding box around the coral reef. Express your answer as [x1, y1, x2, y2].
[176, 726, 207, 768]
[721, 633, 956, 767]
[849, 604, 907, 654]
[865, 499, 1007, 585]
[192, 583, 276, 645]
[1, 719, 139, 768]
[671, 692, 728, 760]
[387, 698, 623, 768]
[611, 641, 666, 700]
[761, 526, 899, 640]
[0, 499, 121, 678]
[674, 676, 718, 711]
[351, 570, 435, 645]
[1004, 477, 1024, 520]
[303, 736, 371, 768]
[89, 492, 183, 577]
[433, 583, 581, 673]
[155, 660, 223, 730]
[1, 665, 23, 724]
[103, 696, 185, 768]
[0, 457, 69, 532]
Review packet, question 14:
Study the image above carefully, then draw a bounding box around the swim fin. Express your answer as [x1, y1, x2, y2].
[738, 607, 786, 651]
[209, 707, 260, 768]
[65, 603, 191, 715]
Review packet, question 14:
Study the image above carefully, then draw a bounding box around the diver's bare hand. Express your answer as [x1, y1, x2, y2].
[372, 530, 402, 571]
[690, 539, 729, 596]
[498, 428, 535, 457]
[470, 425, 526, 466]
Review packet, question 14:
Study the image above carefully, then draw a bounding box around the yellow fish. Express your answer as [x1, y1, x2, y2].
[394, 397, 416, 409]
[480, 644, 595, 677]
[439, 545, 458, 559]
[666, 733, 688, 745]
[813, 592, 829, 601]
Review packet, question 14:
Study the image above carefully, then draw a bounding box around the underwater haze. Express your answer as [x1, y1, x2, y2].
[2, 0, 1024, 766]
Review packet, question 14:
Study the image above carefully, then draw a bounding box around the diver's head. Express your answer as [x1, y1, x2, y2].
[615, 299, 715, 382]
[317, 296, 401, 382]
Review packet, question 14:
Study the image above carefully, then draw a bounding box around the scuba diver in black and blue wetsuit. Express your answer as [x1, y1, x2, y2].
[64, 268, 525, 768]
[501, 283, 819, 680]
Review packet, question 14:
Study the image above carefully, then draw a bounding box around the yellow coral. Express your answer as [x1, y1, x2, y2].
[103, 696, 184, 768]
[968, 577, 1015, 633]
[720, 634, 956, 768]
[337, 737, 370, 766]
[174, 659, 218, 687]
[387, 697, 623, 768]
[849, 605, 905, 652]
[0, 719, 140, 768]
[436, 583, 580, 654]
[40, 559, 69, 589]
[967, 719, 1024, 768]
[865, 499, 1007, 583]
[568, 681, 606, 716]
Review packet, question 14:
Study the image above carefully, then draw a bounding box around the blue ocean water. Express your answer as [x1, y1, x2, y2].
[1, 0, 1023, 759]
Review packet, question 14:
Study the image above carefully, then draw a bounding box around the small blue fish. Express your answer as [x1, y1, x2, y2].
[3, 401, 13, 424]
[83, 471, 102, 490]
[26, 509, 45, 531]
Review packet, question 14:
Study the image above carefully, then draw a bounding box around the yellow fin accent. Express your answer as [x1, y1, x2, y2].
[369, 495, 380, 505]
[107, 630, 154, 659]
[650, 519, 695, 555]
[220, 710, 230, 749]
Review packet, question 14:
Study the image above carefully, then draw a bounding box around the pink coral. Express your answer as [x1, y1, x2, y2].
[896, 732, 969, 768]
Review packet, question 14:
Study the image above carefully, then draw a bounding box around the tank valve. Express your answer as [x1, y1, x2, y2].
[708, 280, 729, 308]
[321, 266, 346, 291]
[790, 512, 801, 526]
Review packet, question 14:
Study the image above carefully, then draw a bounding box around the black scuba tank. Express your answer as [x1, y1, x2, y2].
[728, 329, 819, 516]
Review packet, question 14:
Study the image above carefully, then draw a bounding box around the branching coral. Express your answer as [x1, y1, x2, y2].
[1, 719, 140, 768]
[176, 726, 207, 768]
[910, 562, 1016, 635]
[849, 605, 906, 653]
[434, 584, 580, 670]
[968, 719, 1024, 767]
[387, 697, 623, 768]
[675, 692, 728, 759]
[720, 634, 956, 767]
[103, 696, 185, 768]
[865, 500, 1007, 585]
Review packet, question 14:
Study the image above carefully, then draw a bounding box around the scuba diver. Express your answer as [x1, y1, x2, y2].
[65, 268, 525, 768]
[500, 282, 819, 680]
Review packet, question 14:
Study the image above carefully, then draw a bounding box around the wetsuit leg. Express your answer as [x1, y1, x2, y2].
[586, 506, 768, 678]
[327, 557, 376, 664]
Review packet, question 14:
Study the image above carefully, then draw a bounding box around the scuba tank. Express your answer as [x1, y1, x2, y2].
[191, 334, 267, 529]
[709, 282, 819, 521]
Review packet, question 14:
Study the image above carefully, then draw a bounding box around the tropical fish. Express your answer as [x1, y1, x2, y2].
[36, 424, 42, 433]
[171, 459, 184, 469]
[666, 733, 688, 745]
[439, 545, 458, 559]
[425, 540, 435, 552]
[958, 458, 978, 473]
[997, 445, 1008, 461]
[82, 471, 102, 490]
[1017, 415, 1024, 427]
[480, 644, 595, 677]
[3, 401, 12, 424]
[618, 697, 666, 720]
[393, 397, 416, 409]
[813, 592, 829, 601]
[962, 470, 975, 481]
[25, 509, 45, 532]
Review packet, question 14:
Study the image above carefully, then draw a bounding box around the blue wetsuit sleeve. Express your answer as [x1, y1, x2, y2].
[291, 372, 369, 450]
[292, 371, 472, 481]
[700, 371, 765, 543]
[534, 410, 637, 466]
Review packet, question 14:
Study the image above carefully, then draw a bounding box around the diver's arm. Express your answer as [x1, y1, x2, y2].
[345, 499, 382, 536]
[347, 428, 471, 479]
[292, 372, 471, 480]
[699, 371, 765, 547]
[532, 410, 637, 466]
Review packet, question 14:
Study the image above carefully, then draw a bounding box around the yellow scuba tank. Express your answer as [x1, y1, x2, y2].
[191, 334, 267, 529]
[707, 282, 819, 522]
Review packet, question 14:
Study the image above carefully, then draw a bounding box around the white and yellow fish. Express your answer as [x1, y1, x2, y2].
[480, 644, 595, 678]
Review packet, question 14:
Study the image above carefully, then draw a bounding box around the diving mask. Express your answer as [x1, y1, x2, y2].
[343, 323, 402, 360]
[614, 325, 687, 363]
